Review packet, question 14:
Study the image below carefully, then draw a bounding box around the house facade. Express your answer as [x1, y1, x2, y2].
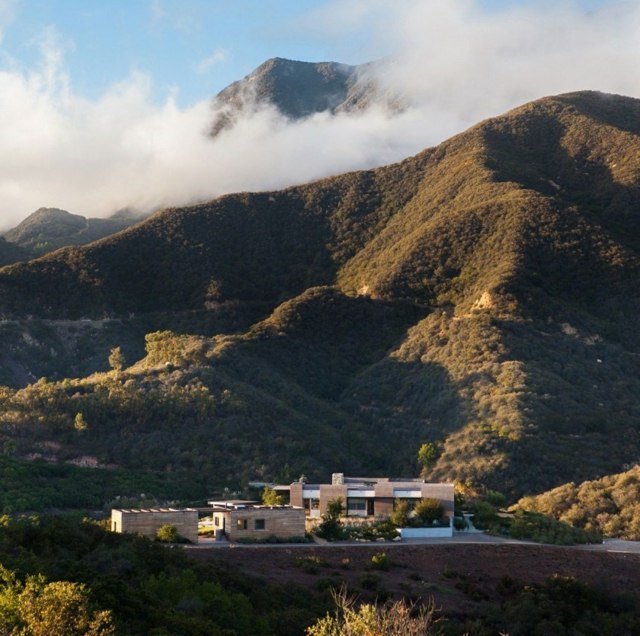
[209, 501, 306, 541]
[111, 508, 199, 543]
[284, 473, 455, 520]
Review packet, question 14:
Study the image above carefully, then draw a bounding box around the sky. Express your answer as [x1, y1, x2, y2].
[0, 0, 636, 229]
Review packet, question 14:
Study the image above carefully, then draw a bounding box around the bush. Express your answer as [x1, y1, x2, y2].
[471, 501, 499, 530]
[390, 499, 410, 527]
[315, 497, 346, 541]
[453, 517, 468, 531]
[344, 520, 398, 541]
[369, 552, 391, 571]
[414, 498, 445, 525]
[155, 524, 179, 543]
[306, 588, 438, 635]
[508, 510, 601, 545]
[295, 555, 325, 575]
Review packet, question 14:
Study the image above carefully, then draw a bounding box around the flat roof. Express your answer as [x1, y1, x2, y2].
[113, 508, 196, 514]
[211, 503, 303, 511]
[207, 499, 260, 507]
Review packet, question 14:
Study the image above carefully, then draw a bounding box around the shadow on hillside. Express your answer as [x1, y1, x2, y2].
[556, 91, 640, 137]
[341, 354, 472, 475]
[483, 105, 640, 326]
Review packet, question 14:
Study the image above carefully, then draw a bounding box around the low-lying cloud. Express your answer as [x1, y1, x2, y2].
[0, 0, 639, 230]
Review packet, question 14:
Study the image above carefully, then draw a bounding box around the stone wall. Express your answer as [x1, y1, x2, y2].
[215, 506, 305, 541]
[111, 508, 198, 543]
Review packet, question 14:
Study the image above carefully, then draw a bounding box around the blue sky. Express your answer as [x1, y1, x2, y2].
[0, 0, 617, 106]
[0, 0, 635, 227]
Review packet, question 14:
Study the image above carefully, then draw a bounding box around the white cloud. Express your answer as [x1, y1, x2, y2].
[150, 0, 166, 24]
[195, 48, 228, 75]
[0, 1, 640, 230]
[0, 0, 18, 45]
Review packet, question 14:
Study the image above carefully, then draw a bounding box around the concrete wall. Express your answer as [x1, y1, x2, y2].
[111, 508, 198, 543]
[215, 507, 306, 542]
[417, 483, 455, 518]
[399, 523, 453, 539]
[318, 485, 347, 514]
[289, 482, 303, 508]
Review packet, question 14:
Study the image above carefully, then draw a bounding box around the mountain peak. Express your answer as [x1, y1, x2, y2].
[210, 56, 400, 136]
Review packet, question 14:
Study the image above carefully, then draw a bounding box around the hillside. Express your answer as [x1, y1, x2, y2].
[0, 237, 28, 267]
[0, 91, 639, 500]
[517, 465, 640, 539]
[2, 207, 137, 260]
[210, 57, 403, 136]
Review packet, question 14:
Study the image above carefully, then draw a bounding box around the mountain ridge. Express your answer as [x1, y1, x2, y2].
[210, 56, 403, 135]
[2, 207, 138, 261]
[0, 90, 639, 498]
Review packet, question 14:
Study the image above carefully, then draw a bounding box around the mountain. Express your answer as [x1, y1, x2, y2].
[210, 57, 403, 136]
[2, 207, 137, 259]
[516, 465, 640, 539]
[0, 237, 28, 267]
[0, 90, 639, 500]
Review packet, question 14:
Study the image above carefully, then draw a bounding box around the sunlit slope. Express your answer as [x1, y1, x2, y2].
[0, 91, 639, 497]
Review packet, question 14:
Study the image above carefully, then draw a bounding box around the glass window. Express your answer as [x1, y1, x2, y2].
[236, 519, 247, 530]
[347, 498, 367, 516]
[255, 518, 265, 530]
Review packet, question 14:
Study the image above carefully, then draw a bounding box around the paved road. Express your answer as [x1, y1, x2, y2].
[185, 533, 640, 554]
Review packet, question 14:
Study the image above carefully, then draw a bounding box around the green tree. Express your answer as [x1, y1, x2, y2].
[418, 442, 438, 476]
[0, 567, 114, 636]
[108, 347, 125, 374]
[326, 497, 344, 521]
[156, 524, 179, 543]
[315, 497, 345, 541]
[262, 487, 284, 506]
[414, 498, 445, 525]
[306, 588, 438, 635]
[390, 499, 410, 527]
[73, 412, 88, 432]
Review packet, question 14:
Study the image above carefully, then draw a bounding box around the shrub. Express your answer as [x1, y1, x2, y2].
[295, 555, 325, 574]
[306, 587, 438, 635]
[414, 498, 445, 525]
[471, 501, 499, 529]
[453, 517, 468, 531]
[390, 499, 410, 527]
[155, 524, 179, 543]
[315, 497, 346, 541]
[369, 552, 391, 571]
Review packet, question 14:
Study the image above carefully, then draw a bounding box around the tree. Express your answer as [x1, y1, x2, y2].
[414, 498, 445, 525]
[262, 487, 284, 506]
[315, 497, 345, 541]
[306, 587, 438, 636]
[108, 346, 125, 374]
[156, 524, 179, 543]
[326, 497, 344, 521]
[390, 499, 410, 527]
[0, 567, 114, 636]
[418, 442, 438, 476]
[73, 412, 88, 432]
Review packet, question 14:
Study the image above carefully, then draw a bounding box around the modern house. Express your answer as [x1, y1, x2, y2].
[209, 500, 306, 542]
[111, 508, 199, 543]
[279, 473, 455, 521]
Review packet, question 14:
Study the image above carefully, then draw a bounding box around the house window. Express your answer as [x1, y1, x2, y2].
[255, 519, 266, 530]
[214, 516, 220, 527]
[236, 519, 247, 530]
[347, 498, 367, 517]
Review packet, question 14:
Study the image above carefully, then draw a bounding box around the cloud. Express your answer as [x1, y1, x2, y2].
[0, 1, 640, 230]
[0, 0, 18, 44]
[195, 48, 228, 75]
[150, 0, 166, 24]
